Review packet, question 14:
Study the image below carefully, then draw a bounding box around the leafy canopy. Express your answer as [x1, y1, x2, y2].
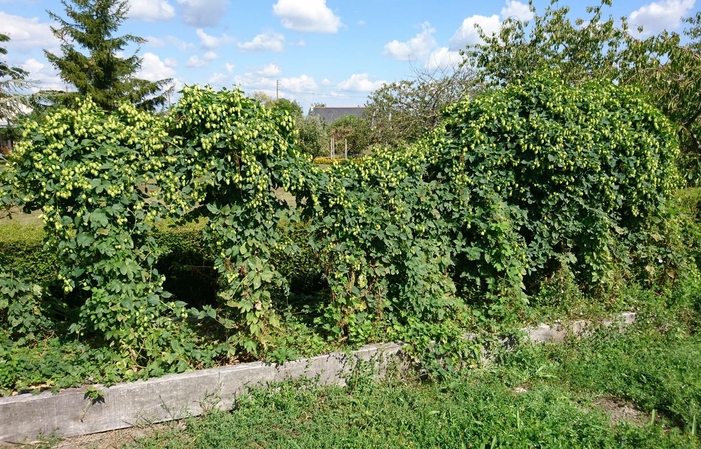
[364, 65, 478, 147]
[461, 0, 701, 183]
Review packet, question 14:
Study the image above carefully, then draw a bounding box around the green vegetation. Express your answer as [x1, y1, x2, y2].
[44, 0, 171, 111]
[0, 71, 697, 393]
[0, 1, 699, 446]
[463, 0, 701, 184]
[129, 314, 701, 448]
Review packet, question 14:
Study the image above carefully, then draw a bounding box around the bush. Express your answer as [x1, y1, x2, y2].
[431, 71, 681, 291]
[292, 72, 682, 345]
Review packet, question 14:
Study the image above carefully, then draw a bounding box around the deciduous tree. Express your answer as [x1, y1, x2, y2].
[461, 0, 701, 183]
[364, 65, 478, 147]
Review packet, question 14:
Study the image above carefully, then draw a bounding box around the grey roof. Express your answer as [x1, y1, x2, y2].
[308, 106, 366, 123]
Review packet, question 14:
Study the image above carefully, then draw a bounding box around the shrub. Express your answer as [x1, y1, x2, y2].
[431, 71, 681, 291]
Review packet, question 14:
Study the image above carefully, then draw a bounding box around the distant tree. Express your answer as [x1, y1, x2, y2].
[330, 115, 370, 156]
[364, 65, 479, 147]
[270, 98, 303, 119]
[0, 33, 34, 122]
[297, 115, 329, 158]
[44, 0, 171, 111]
[252, 91, 274, 104]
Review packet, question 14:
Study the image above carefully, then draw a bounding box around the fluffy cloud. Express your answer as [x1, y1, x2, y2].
[128, 0, 175, 21]
[209, 72, 228, 85]
[336, 74, 386, 92]
[237, 32, 285, 52]
[449, 14, 501, 50]
[257, 63, 281, 77]
[384, 22, 437, 61]
[145, 35, 196, 51]
[224, 63, 235, 73]
[138, 52, 176, 81]
[0, 12, 58, 53]
[630, 0, 695, 35]
[186, 52, 216, 68]
[500, 0, 534, 21]
[196, 29, 234, 49]
[425, 47, 463, 71]
[234, 72, 317, 94]
[273, 0, 342, 33]
[20, 58, 62, 92]
[177, 0, 228, 27]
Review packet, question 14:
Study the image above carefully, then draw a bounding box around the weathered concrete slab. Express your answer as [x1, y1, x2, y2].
[0, 343, 403, 444]
[0, 312, 637, 444]
[525, 312, 636, 344]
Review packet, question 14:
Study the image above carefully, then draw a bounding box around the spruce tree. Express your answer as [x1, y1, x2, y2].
[44, 0, 171, 111]
[0, 33, 33, 122]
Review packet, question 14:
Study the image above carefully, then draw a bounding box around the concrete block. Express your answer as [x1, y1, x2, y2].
[0, 343, 403, 443]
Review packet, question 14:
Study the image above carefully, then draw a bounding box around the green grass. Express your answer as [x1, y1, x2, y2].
[128, 323, 701, 449]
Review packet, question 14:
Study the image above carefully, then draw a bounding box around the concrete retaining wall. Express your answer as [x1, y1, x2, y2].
[0, 313, 635, 444]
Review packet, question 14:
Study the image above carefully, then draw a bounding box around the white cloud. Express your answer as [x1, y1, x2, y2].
[196, 29, 234, 49]
[273, 0, 342, 33]
[209, 72, 228, 85]
[237, 32, 285, 52]
[234, 73, 317, 96]
[186, 55, 208, 67]
[164, 57, 178, 68]
[500, 1, 534, 21]
[203, 51, 217, 61]
[128, 0, 175, 21]
[145, 35, 195, 51]
[257, 63, 281, 77]
[177, 0, 228, 27]
[224, 63, 235, 73]
[336, 74, 386, 92]
[425, 47, 463, 71]
[357, 20, 366, 26]
[322, 78, 332, 86]
[20, 58, 62, 92]
[0, 12, 58, 53]
[630, 0, 695, 35]
[449, 14, 501, 50]
[384, 22, 437, 61]
[138, 52, 176, 81]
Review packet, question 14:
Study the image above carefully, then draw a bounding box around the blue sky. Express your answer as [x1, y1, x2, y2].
[1, 0, 699, 112]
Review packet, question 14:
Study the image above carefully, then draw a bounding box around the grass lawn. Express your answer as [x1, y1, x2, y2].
[120, 323, 701, 449]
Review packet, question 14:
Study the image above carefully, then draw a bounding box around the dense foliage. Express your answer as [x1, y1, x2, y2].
[462, 0, 701, 184]
[290, 73, 681, 350]
[0, 72, 692, 389]
[164, 85, 304, 355]
[1, 98, 198, 373]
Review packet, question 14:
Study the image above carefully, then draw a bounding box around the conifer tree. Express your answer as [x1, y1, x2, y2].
[0, 33, 33, 122]
[44, 0, 171, 111]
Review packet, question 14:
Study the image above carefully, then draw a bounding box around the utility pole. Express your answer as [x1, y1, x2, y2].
[276, 80, 279, 100]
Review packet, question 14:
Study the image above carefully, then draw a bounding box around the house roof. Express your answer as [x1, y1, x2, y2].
[308, 106, 366, 123]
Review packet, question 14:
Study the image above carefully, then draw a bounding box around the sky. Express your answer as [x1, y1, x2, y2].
[0, 0, 699, 113]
